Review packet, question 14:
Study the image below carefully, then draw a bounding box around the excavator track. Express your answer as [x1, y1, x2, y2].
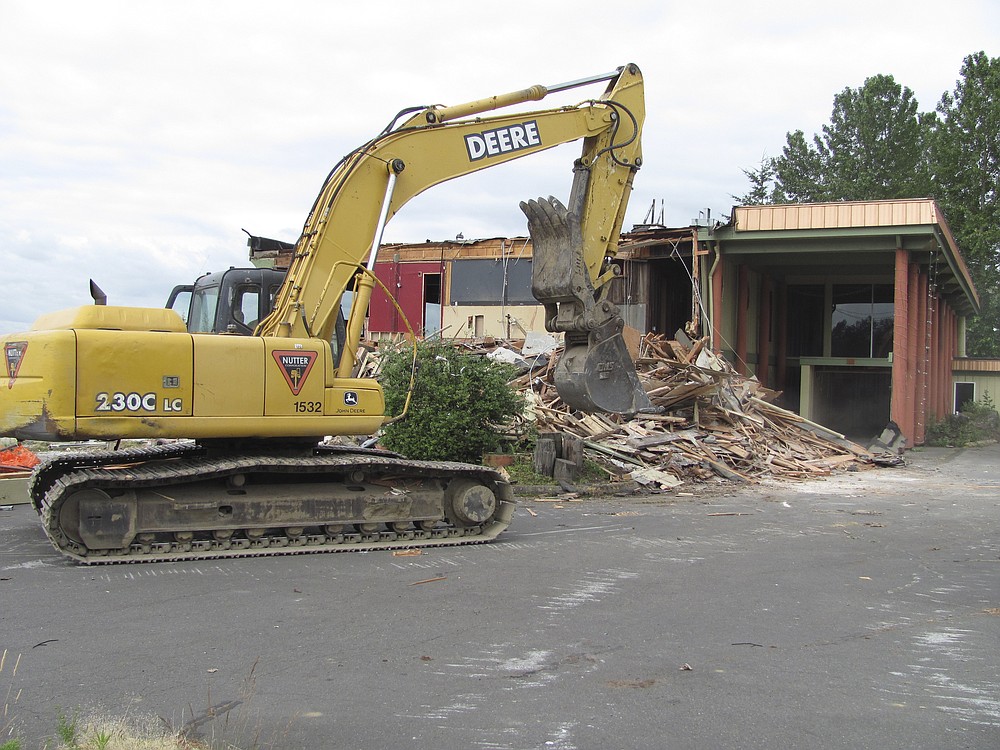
[35, 447, 515, 565]
[29, 442, 203, 513]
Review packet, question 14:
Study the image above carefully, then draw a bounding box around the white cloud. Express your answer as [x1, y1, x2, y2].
[0, 0, 997, 332]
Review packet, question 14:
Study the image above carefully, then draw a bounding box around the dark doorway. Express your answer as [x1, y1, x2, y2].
[647, 256, 693, 337]
[423, 273, 441, 335]
[812, 366, 891, 440]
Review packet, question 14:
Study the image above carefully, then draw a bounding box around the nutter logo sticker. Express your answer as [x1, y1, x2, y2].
[272, 350, 318, 396]
[5, 342, 27, 389]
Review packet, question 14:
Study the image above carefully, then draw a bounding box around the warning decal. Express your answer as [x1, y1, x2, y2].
[271, 350, 318, 396]
[5, 341, 27, 389]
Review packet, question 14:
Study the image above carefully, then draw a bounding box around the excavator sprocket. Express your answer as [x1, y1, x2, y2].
[31, 446, 515, 565]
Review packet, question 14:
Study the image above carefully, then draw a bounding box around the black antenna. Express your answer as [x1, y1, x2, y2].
[643, 199, 656, 225]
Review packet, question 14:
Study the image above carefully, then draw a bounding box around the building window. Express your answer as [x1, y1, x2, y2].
[449, 258, 535, 305]
[954, 382, 976, 412]
[831, 283, 894, 358]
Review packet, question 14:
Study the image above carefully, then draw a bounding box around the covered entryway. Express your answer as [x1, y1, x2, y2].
[699, 200, 980, 446]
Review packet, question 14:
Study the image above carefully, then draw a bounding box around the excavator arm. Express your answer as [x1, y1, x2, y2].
[257, 64, 650, 413]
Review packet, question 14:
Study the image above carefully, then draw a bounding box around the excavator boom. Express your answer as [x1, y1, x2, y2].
[255, 63, 649, 413]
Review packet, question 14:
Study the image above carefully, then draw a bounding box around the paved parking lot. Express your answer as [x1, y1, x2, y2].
[1, 444, 998, 749]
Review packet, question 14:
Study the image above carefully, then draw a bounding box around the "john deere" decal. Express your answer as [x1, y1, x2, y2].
[272, 350, 318, 395]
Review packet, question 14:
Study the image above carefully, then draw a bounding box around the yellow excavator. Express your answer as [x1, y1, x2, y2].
[0, 63, 650, 563]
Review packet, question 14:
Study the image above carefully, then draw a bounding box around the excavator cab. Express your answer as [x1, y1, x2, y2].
[166, 266, 347, 366]
[166, 234, 299, 335]
[166, 267, 285, 335]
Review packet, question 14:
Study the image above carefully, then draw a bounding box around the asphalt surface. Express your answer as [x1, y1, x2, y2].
[1, 445, 998, 749]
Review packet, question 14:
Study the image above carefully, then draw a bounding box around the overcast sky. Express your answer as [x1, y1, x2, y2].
[1, 0, 998, 333]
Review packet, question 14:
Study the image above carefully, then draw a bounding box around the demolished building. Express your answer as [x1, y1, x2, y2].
[253, 198, 981, 447]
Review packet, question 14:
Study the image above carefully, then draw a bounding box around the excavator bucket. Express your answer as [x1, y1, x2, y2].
[555, 326, 652, 415]
[521, 196, 653, 416]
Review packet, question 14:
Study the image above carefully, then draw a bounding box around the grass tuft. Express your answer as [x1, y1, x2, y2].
[0, 659, 284, 749]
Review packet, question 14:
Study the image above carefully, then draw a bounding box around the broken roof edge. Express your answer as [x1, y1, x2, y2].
[382, 235, 530, 247]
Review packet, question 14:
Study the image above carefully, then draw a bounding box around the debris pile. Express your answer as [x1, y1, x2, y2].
[509, 333, 875, 487]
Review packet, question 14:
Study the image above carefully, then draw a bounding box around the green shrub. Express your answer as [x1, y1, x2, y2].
[926, 392, 1000, 446]
[378, 342, 526, 463]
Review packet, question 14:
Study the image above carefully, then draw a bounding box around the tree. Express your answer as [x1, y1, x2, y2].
[771, 130, 826, 202]
[378, 341, 525, 463]
[929, 51, 1000, 356]
[735, 57, 1000, 357]
[732, 155, 777, 205]
[767, 75, 934, 203]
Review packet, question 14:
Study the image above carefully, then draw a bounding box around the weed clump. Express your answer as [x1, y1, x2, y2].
[926, 393, 1000, 446]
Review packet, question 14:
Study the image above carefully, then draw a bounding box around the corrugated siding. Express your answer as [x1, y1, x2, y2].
[953, 358, 1000, 373]
[736, 200, 936, 232]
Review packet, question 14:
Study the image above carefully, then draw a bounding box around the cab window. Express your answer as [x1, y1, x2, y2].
[231, 285, 261, 331]
[188, 285, 220, 333]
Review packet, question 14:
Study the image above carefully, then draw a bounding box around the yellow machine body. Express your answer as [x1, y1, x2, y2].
[1, 306, 384, 441]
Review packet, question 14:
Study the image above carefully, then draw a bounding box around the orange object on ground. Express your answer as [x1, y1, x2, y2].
[0, 444, 40, 471]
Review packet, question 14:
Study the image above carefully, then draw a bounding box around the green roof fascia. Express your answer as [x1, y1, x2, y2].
[700, 223, 937, 245]
[933, 226, 980, 315]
